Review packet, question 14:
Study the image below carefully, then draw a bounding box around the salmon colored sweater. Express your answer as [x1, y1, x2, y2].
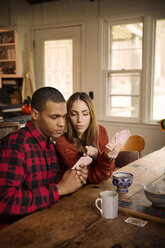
[56, 125, 115, 184]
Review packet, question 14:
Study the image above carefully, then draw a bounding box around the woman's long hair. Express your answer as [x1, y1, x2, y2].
[66, 92, 99, 155]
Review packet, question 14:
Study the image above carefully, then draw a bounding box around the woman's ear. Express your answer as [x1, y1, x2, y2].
[31, 108, 39, 120]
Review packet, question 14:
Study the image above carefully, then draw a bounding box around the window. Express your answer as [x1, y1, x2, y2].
[103, 16, 165, 123]
[44, 39, 73, 100]
[152, 19, 165, 121]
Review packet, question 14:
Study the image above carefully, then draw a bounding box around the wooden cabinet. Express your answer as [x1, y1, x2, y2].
[0, 28, 19, 85]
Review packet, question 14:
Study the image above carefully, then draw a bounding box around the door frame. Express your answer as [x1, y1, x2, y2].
[31, 22, 85, 93]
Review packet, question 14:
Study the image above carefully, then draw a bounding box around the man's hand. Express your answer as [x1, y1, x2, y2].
[75, 164, 88, 185]
[56, 169, 82, 196]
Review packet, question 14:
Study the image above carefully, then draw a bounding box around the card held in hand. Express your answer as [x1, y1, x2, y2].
[72, 156, 93, 169]
[106, 129, 131, 149]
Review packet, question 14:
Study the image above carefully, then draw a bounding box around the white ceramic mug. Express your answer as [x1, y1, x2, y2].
[95, 191, 118, 219]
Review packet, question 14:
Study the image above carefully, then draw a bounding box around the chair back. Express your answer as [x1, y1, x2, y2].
[115, 150, 139, 168]
[0, 122, 20, 139]
[121, 134, 145, 157]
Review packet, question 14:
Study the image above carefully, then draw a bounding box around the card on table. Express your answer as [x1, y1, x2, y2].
[106, 129, 131, 149]
[124, 217, 148, 227]
[72, 156, 93, 169]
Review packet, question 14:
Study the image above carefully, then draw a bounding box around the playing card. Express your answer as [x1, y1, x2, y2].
[72, 156, 93, 169]
[106, 130, 131, 149]
[124, 217, 148, 227]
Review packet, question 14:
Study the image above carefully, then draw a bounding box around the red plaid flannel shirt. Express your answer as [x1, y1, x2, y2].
[0, 121, 61, 229]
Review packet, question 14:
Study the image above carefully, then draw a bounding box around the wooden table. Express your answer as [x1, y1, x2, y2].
[0, 147, 165, 248]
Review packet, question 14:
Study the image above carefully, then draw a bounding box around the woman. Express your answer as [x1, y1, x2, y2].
[56, 92, 120, 184]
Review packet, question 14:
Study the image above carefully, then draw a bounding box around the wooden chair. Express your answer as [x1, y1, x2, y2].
[120, 134, 145, 157]
[0, 121, 20, 139]
[115, 150, 139, 168]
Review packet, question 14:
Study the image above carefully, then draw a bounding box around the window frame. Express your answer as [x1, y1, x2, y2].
[101, 13, 165, 125]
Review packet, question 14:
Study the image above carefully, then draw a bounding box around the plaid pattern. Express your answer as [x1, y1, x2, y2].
[0, 121, 60, 229]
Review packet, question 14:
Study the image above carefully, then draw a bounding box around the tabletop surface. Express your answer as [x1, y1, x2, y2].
[0, 147, 165, 248]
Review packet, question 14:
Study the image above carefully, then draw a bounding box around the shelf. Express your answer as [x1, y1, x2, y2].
[0, 43, 15, 46]
[0, 28, 17, 78]
[0, 59, 16, 62]
[0, 73, 17, 76]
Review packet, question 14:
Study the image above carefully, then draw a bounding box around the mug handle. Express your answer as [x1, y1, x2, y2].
[95, 198, 102, 214]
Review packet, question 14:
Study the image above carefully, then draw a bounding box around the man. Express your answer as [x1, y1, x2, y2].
[0, 87, 88, 229]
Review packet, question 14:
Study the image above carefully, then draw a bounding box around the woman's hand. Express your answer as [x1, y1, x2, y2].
[83, 146, 98, 159]
[104, 144, 121, 161]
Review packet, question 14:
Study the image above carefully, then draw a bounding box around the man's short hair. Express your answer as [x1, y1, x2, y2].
[31, 87, 66, 111]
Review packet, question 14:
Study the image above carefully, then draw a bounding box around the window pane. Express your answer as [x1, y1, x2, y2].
[110, 73, 140, 95]
[44, 39, 73, 100]
[109, 96, 139, 117]
[153, 19, 165, 120]
[107, 72, 140, 117]
[108, 23, 143, 70]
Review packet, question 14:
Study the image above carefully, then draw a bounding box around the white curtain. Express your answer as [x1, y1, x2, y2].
[22, 34, 35, 100]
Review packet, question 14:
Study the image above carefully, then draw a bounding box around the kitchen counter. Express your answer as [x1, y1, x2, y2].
[0, 114, 31, 125]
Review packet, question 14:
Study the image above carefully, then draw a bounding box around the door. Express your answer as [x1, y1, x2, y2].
[34, 25, 82, 99]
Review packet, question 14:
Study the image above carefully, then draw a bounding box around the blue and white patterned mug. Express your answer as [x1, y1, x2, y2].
[112, 172, 134, 193]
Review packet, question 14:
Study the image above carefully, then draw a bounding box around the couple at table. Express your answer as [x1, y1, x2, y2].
[0, 87, 120, 229]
